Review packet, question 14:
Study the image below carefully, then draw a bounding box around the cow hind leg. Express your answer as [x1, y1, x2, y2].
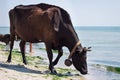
[7, 37, 14, 63]
[53, 48, 63, 66]
[19, 41, 27, 65]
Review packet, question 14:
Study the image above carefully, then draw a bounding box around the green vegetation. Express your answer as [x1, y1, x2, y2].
[52, 50, 58, 53]
[43, 74, 61, 80]
[57, 68, 74, 74]
[42, 67, 77, 80]
[0, 44, 44, 65]
[107, 66, 120, 74]
[0, 44, 5, 49]
[0, 43, 79, 80]
[39, 47, 46, 50]
[26, 55, 44, 65]
[12, 49, 44, 65]
[52, 75, 61, 80]
[93, 64, 120, 74]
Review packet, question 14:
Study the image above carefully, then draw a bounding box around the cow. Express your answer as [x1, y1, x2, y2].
[7, 3, 91, 74]
[0, 34, 10, 45]
[0, 34, 10, 50]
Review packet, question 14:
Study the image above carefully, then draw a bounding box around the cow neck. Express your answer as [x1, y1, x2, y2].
[67, 41, 81, 60]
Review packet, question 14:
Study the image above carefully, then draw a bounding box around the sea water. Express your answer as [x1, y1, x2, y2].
[75, 26, 120, 80]
[0, 26, 120, 80]
[75, 26, 120, 67]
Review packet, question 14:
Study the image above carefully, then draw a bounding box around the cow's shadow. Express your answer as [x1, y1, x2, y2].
[0, 62, 80, 77]
[0, 62, 42, 74]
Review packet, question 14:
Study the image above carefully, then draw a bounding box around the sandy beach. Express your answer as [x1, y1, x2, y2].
[1, 42, 120, 80]
[0, 43, 85, 80]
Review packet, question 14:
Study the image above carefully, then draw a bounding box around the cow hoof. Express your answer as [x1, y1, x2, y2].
[23, 62, 27, 65]
[51, 69, 57, 75]
[23, 61, 27, 65]
[6, 60, 11, 63]
[64, 59, 72, 66]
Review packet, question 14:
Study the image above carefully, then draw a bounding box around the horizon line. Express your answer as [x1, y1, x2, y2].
[0, 25, 120, 28]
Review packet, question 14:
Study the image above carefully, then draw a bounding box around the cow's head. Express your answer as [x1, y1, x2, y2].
[65, 47, 91, 74]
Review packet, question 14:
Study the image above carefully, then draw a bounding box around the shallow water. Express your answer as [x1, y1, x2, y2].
[76, 27, 120, 67]
[0, 26, 120, 80]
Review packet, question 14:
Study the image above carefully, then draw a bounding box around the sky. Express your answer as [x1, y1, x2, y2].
[0, 0, 120, 27]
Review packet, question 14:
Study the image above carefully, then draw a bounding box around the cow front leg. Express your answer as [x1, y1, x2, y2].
[19, 41, 27, 64]
[45, 44, 57, 74]
[53, 48, 63, 66]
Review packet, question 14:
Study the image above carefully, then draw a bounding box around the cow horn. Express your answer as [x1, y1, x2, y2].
[87, 47, 92, 51]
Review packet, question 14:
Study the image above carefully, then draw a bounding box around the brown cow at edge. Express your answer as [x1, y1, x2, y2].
[0, 34, 10, 45]
[7, 3, 91, 74]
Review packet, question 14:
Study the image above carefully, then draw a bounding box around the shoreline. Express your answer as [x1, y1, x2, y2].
[0, 43, 84, 80]
[0, 43, 120, 80]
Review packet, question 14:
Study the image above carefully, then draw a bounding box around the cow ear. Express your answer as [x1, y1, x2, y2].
[52, 11, 60, 32]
